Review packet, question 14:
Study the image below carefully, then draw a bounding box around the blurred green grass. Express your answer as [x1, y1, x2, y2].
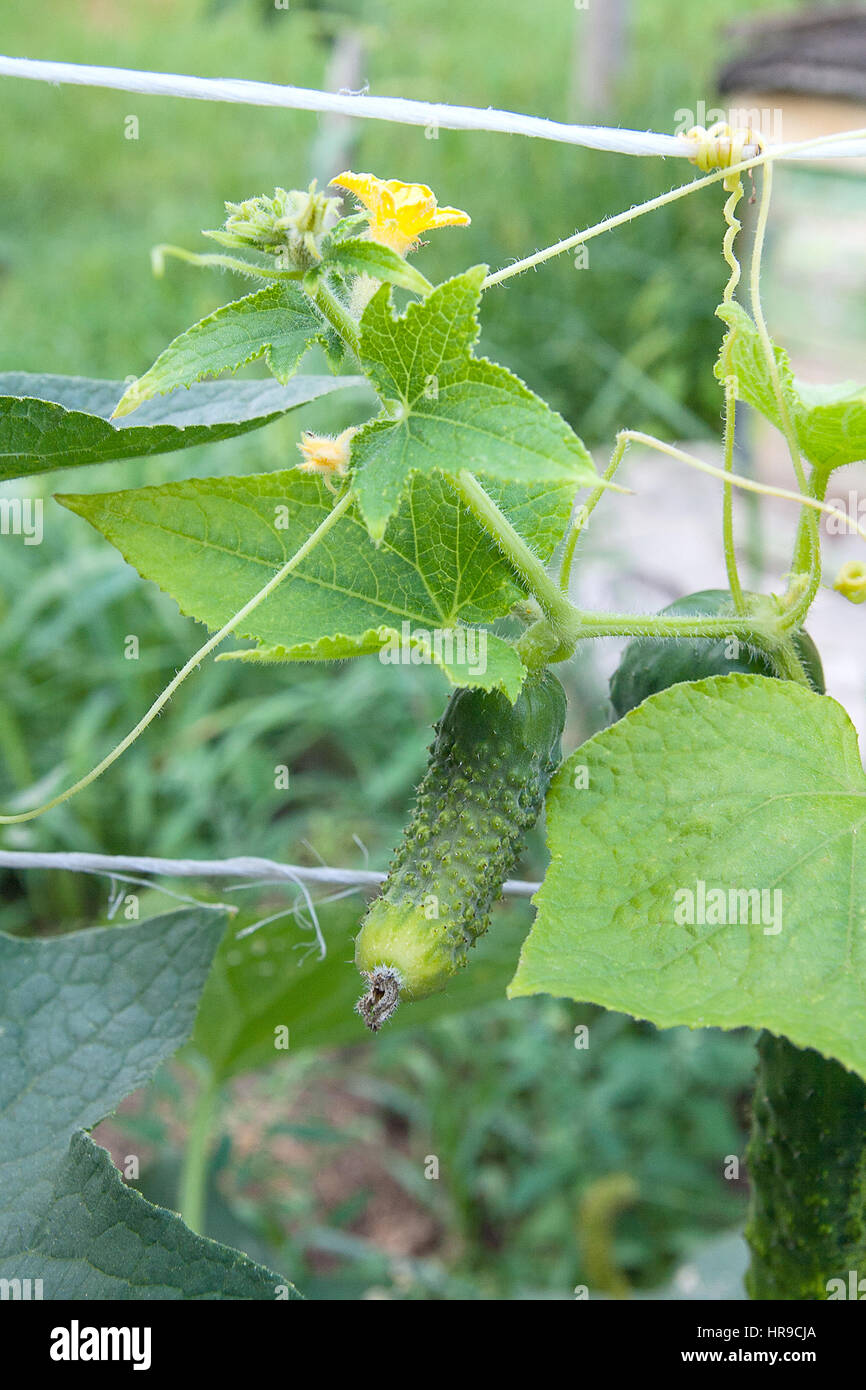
[0, 0, 777, 1299]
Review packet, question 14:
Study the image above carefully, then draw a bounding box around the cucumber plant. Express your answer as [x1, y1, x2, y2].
[3, 136, 866, 1301]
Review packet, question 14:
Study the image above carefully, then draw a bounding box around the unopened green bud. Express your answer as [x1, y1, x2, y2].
[204, 182, 341, 269]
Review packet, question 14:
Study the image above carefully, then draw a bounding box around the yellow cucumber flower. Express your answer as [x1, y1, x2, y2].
[296, 427, 356, 478]
[330, 171, 470, 255]
[833, 559, 866, 604]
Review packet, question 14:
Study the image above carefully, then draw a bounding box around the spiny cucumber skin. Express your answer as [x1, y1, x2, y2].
[355, 672, 567, 1000]
[745, 1033, 866, 1299]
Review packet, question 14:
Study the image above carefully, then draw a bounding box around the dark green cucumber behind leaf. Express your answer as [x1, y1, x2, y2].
[610, 601, 866, 1299]
[746, 1033, 866, 1299]
[609, 588, 824, 719]
[355, 672, 566, 1029]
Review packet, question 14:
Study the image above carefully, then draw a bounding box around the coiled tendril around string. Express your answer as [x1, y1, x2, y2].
[684, 122, 765, 307]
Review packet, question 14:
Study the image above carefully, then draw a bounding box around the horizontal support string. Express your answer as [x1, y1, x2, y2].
[2, 56, 866, 159]
[0, 849, 540, 898]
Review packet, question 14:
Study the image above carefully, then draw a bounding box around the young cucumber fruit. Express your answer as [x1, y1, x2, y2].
[609, 588, 824, 719]
[746, 1033, 866, 1299]
[355, 671, 567, 1029]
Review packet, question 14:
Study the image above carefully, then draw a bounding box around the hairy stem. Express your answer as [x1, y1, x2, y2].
[570, 611, 763, 643]
[722, 379, 747, 613]
[482, 126, 866, 291]
[452, 470, 582, 641]
[768, 637, 813, 688]
[178, 1067, 220, 1236]
[559, 437, 629, 594]
[150, 243, 302, 282]
[747, 163, 821, 622]
[515, 618, 575, 670]
[309, 278, 361, 356]
[619, 432, 866, 542]
[785, 469, 830, 629]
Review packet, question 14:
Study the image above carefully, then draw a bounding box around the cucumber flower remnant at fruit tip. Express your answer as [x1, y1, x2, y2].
[329, 171, 470, 256]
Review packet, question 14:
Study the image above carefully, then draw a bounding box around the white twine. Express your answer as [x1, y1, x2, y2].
[0, 849, 540, 898]
[2, 56, 866, 160]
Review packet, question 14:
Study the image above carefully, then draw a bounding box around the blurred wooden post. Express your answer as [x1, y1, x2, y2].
[310, 32, 366, 185]
[571, 0, 630, 117]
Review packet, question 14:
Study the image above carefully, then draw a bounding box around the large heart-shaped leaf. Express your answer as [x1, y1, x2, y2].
[58, 468, 574, 698]
[511, 675, 866, 1078]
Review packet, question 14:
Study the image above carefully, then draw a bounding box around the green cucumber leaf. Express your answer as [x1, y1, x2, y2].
[57, 469, 571, 695]
[193, 896, 530, 1078]
[319, 236, 433, 295]
[0, 372, 363, 482]
[350, 265, 599, 540]
[113, 282, 338, 417]
[0, 908, 296, 1298]
[23, 1132, 297, 1300]
[716, 302, 866, 473]
[223, 626, 526, 700]
[511, 675, 866, 1080]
